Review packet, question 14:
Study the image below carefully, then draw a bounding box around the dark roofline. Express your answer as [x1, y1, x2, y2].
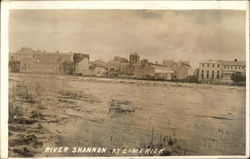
[200, 60, 246, 66]
[15, 52, 73, 55]
[218, 60, 246, 66]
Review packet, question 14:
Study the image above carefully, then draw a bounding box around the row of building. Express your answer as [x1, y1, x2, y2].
[198, 59, 246, 84]
[9, 47, 89, 74]
[83, 53, 195, 81]
[9, 47, 246, 84]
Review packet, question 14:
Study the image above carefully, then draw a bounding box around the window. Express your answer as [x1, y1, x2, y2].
[201, 70, 204, 78]
[224, 66, 226, 69]
[212, 64, 214, 67]
[212, 70, 214, 78]
[202, 64, 204, 67]
[217, 71, 219, 78]
[218, 64, 220, 67]
[207, 70, 209, 78]
[207, 64, 209, 67]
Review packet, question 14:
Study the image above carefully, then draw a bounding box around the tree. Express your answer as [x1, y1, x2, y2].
[231, 72, 246, 85]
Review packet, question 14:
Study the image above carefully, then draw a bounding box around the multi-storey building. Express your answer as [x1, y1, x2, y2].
[198, 59, 246, 84]
[129, 53, 140, 65]
[73, 53, 89, 74]
[9, 47, 89, 74]
[133, 63, 174, 80]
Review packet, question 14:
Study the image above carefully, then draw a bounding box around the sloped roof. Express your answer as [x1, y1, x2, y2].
[181, 62, 191, 68]
[218, 60, 246, 66]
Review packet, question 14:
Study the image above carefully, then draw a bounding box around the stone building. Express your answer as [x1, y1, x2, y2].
[129, 53, 140, 65]
[175, 63, 194, 80]
[84, 66, 107, 77]
[114, 56, 129, 63]
[133, 63, 174, 80]
[198, 59, 246, 84]
[106, 60, 122, 72]
[9, 47, 89, 74]
[162, 60, 193, 80]
[73, 53, 89, 75]
[106, 56, 130, 75]
[91, 59, 106, 68]
[120, 63, 133, 75]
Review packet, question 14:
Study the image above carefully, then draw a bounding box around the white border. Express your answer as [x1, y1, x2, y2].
[1, 1, 249, 159]
[1, 2, 9, 159]
[245, 1, 249, 158]
[3, 1, 249, 10]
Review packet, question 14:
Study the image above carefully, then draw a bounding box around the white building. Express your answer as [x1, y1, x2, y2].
[198, 59, 246, 84]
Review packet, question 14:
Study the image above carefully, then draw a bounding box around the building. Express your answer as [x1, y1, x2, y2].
[129, 53, 140, 65]
[198, 59, 246, 84]
[94, 67, 107, 76]
[120, 63, 133, 75]
[162, 60, 193, 80]
[219, 60, 246, 84]
[84, 66, 107, 77]
[152, 64, 174, 80]
[73, 53, 89, 75]
[9, 47, 89, 74]
[133, 63, 174, 80]
[175, 62, 194, 80]
[106, 56, 131, 75]
[106, 60, 121, 72]
[162, 59, 175, 67]
[113, 56, 129, 63]
[90, 59, 106, 68]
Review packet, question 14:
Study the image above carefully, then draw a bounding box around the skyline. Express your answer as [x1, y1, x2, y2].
[9, 10, 246, 67]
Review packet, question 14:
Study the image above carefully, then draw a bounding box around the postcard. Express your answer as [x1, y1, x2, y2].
[1, 1, 249, 159]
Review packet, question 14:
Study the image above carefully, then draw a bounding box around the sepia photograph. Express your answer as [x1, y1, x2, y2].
[1, 1, 249, 158]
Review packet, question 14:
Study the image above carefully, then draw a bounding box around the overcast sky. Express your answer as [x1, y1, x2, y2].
[9, 10, 246, 67]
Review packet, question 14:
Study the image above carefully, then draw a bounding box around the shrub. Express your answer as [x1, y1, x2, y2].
[231, 72, 246, 85]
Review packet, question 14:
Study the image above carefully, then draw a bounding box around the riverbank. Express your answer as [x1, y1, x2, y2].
[9, 72, 245, 89]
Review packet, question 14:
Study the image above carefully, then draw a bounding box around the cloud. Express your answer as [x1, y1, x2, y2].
[9, 10, 246, 67]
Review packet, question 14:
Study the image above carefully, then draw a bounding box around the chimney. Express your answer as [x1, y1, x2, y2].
[234, 59, 237, 62]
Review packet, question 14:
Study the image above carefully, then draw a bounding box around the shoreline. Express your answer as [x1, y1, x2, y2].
[9, 72, 245, 89]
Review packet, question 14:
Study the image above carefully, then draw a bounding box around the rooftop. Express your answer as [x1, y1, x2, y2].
[218, 60, 246, 66]
[200, 59, 246, 66]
